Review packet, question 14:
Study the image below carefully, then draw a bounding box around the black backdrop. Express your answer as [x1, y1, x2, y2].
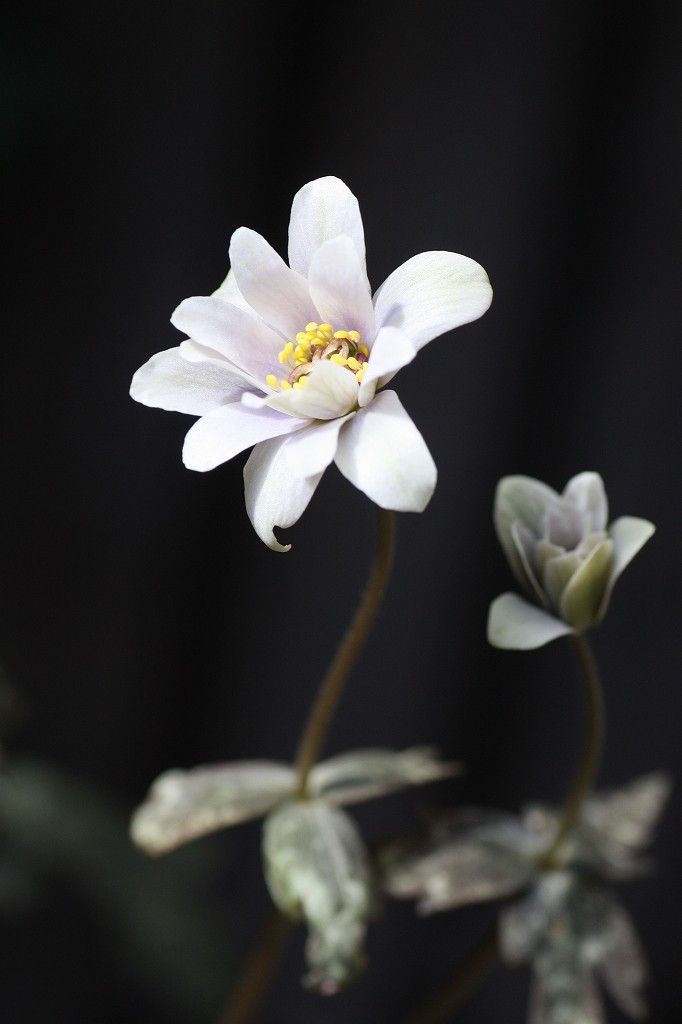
[3, 1, 681, 1021]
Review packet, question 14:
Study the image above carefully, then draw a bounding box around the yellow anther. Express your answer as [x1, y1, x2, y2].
[330, 353, 348, 366]
[265, 374, 278, 388]
[356, 366, 366, 382]
[318, 323, 333, 336]
[348, 330, 361, 343]
[333, 329, 349, 340]
[305, 321, 318, 332]
[278, 341, 294, 363]
[293, 345, 308, 360]
[293, 379, 306, 390]
[280, 379, 292, 390]
[358, 343, 369, 356]
[295, 332, 309, 343]
[347, 356, 361, 371]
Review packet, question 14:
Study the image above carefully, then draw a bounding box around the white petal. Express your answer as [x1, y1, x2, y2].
[373, 250, 492, 350]
[288, 176, 367, 279]
[334, 390, 436, 512]
[597, 517, 655, 620]
[171, 295, 281, 383]
[307, 236, 375, 341]
[229, 227, 317, 338]
[130, 761, 296, 855]
[182, 403, 304, 473]
[487, 593, 573, 650]
[563, 472, 609, 532]
[211, 267, 253, 312]
[130, 347, 248, 415]
[357, 326, 418, 406]
[559, 537, 613, 631]
[243, 432, 324, 551]
[284, 414, 355, 479]
[266, 360, 359, 421]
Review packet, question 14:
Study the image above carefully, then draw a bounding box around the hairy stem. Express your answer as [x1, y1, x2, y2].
[217, 505, 396, 1024]
[294, 506, 396, 795]
[406, 632, 605, 1023]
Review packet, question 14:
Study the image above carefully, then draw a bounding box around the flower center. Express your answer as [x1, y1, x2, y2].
[265, 322, 369, 391]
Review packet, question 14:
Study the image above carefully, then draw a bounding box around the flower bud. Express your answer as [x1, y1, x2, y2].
[488, 472, 654, 649]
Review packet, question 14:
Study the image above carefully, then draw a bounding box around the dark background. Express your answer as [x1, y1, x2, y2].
[2, 1, 681, 1021]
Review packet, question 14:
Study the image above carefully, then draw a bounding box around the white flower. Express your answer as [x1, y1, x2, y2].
[487, 472, 655, 649]
[130, 177, 492, 550]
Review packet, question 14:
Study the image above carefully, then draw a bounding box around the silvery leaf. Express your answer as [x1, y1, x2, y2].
[494, 476, 559, 592]
[308, 747, 459, 807]
[384, 811, 539, 913]
[563, 472, 609, 534]
[488, 592, 573, 650]
[499, 872, 573, 964]
[581, 773, 671, 877]
[131, 762, 296, 854]
[530, 956, 605, 1024]
[559, 538, 613, 632]
[262, 799, 372, 992]
[596, 902, 648, 1019]
[597, 517, 656, 621]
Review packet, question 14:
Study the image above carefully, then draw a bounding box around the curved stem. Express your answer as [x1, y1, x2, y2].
[540, 632, 604, 867]
[405, 632, 605, 1023]
[294, 506, 396, 795]
[217, 910, 290, 1024]
[407, 923, 498, 1024]
[217, 505, 396, 1024]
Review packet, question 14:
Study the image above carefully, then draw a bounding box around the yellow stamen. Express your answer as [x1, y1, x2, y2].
[330, 353, 348, 366]
[305, 321, 318, 332]
[280, 379, 292, 390]
[348, 330, 360, 343]
[346, 357, 361, 371]
[265, 373, 278, 388]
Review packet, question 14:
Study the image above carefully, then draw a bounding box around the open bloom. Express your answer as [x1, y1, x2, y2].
[131, 747, 457, 992]
[130, 176, 492, 550]
[487, 472, 655, 649]
[384, 774, 670, 1024]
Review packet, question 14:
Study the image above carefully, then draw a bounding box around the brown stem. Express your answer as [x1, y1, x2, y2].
[217, 505, 396, 1024]
[294, 506, 396, 795]
[539, 633, 604, 867]
[217, 910, 290, 1024]
[407, 923, 498, 1024]
[406, 633, 605, 1023]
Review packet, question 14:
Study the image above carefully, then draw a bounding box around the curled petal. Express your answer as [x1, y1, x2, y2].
[244, 432, 324, 551]
[487, 593, 573, 650]
[288, 176, 366, 279]
[373, 251, 492, 350]
[130, 347, 248, 415]
[130, 762, 296, 855]
[211, 267, 253, 312]
[335, 390, 436, 513]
